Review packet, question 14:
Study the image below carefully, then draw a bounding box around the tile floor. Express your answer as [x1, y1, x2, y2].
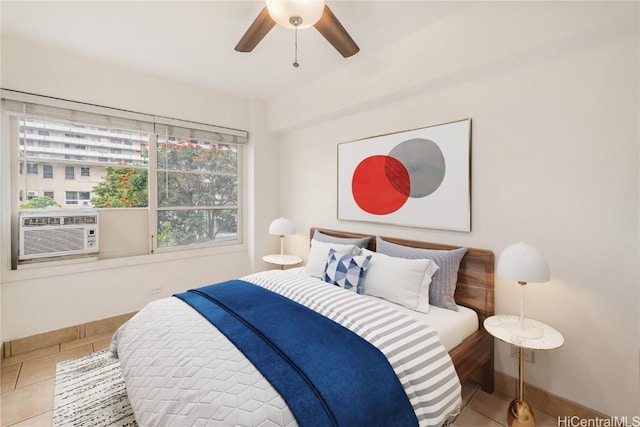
[1, 334, 560, 427]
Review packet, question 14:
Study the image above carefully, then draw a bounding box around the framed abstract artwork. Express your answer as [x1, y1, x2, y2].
[337, 119, 471, 232]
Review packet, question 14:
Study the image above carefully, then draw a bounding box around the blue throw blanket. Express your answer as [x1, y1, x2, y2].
[175, 280, 418, 427]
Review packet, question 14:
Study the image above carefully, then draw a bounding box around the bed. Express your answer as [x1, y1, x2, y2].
[110, 228, 494, 427]
[308, 228, 495, 392]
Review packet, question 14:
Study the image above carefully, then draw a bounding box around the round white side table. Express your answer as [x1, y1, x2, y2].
[484, 315, 564, 427]
[262, 254, 302, 270]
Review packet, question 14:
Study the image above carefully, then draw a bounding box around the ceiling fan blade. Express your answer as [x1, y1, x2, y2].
[235, 7, 276, 53]
[313, 5, 359, 58]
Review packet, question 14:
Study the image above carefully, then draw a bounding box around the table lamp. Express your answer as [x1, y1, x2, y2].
[268, 217, 295, 256]
[497, 242, 551, 427]
[497, 242, 550, 339]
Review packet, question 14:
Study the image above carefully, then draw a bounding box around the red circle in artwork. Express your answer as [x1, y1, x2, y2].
[352, 155, 410, 215]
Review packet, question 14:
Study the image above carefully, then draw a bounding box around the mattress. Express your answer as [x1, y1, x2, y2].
[111, 269, 462, 427]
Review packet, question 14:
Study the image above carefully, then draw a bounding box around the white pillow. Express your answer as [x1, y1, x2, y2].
[303, 239, 359, 278]
[361, 249, 439, 313]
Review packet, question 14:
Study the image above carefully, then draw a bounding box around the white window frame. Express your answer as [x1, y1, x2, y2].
[150, 128, 244, 254]
[1, 89, 248, 269]
[65, 190, 90, 205]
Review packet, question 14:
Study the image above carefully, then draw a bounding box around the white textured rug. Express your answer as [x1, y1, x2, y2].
[53, 350, 137, 427]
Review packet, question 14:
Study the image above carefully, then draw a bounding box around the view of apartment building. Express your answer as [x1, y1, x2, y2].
[17, 116, 148, 207]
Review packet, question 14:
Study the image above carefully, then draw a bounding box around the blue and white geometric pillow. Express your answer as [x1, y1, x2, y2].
[322, 249, 372, 294]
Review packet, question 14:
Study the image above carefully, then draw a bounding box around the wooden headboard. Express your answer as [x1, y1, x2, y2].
[310, 228, 495, 323]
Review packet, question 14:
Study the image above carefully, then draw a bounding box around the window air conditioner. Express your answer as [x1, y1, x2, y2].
[27, 191, 38, 198]
[19, 209, 99, 260]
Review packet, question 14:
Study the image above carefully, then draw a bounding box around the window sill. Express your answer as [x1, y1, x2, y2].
[3, 242, 247, 283]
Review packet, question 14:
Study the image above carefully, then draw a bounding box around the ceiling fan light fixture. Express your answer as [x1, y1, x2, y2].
[265, 0, 325, 29]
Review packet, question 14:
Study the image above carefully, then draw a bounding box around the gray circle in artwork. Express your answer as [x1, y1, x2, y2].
[389, 138, 446, 198]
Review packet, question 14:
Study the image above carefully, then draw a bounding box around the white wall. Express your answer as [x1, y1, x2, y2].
[247, 99, 283, 272]
[271, 1, 639, 418]
[0, 36, 280, 340]
[0, 37, 249, 130]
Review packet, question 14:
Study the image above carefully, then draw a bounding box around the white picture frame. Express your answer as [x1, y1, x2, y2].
[337, 119, 471, 232]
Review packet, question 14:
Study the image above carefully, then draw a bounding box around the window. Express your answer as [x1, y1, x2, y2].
[64, 132, 85, 139]
[64, 143, 86, 150]
[154, 122, 242, 249]
[9, 105, 150, 215]
[3, 91, 247, 266]
[65, 191, 91, 205]
[65, 166, 75, 179]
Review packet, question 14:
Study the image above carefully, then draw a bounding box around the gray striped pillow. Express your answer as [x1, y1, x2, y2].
[375, 236, 467, 311]
[313, 230, 371, 249]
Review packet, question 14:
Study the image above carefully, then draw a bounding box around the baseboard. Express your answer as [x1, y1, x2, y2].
[2, 311, 136, 359]
[494, 370, 609, 420]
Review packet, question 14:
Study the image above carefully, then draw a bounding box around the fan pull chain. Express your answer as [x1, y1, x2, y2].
[293, 25, 299, 68]
[288, 16, 303, 68]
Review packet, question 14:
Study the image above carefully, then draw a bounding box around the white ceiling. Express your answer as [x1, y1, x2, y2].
[0, 1, 469, 100]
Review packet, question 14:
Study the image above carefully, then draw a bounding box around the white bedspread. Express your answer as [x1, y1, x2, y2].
[111, 269, 462, 427]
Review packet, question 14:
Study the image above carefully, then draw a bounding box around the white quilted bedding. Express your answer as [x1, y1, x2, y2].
[111, 270, 462, 427]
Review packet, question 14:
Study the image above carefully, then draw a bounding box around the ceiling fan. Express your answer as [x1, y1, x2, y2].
[235, 0, 359, 64]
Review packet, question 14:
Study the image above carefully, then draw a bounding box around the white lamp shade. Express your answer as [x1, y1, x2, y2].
[265, 0, 325, 29]
[497, 242, 550, 283]
[268, 217, 295, 236]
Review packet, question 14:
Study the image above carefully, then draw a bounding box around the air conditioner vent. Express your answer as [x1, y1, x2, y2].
[22, 228, 86, 256]
[63, 215, 97, 225]
[22, 216, 62, 227]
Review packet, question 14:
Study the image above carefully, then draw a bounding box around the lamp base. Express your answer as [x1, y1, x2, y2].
[503, 318, 544, 340]
[505, 325, 543, 340]
[508, 399, 535, 427]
